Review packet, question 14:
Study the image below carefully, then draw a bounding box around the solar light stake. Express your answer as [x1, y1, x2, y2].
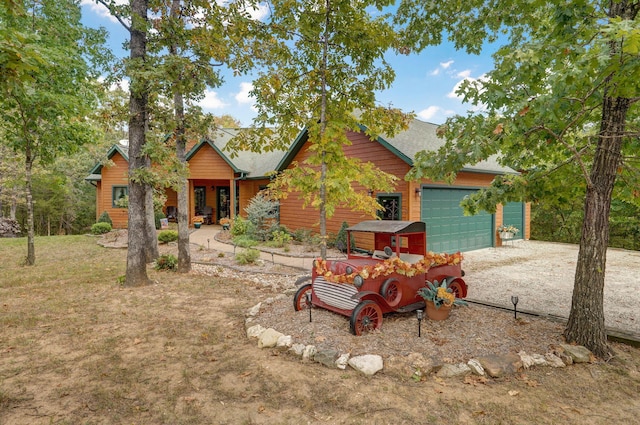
[305, 292, 312, 322]
[511, 295, 519, 319]
[416, 309, 423, 337]
[207, 238, 210, 249]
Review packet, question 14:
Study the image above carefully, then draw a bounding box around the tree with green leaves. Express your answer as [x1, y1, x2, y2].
[95, 0, 255, 280]
[397, 0, 640, 358]
[228, 0, 412, 259]
[0, 0, 110, 265]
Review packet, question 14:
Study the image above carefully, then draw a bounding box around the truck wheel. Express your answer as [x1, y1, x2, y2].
[293, 283, 312, 311]
[349, 300, 382, 336]
[380, 278, 401, 307]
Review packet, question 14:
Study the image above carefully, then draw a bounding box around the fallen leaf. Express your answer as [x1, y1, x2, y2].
[133, 338, 142, 345]
[508, 390, 520, 396]
[493, 123, 504, 135]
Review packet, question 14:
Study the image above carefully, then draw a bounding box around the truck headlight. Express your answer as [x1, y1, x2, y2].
[346, 266, 353, 275]
[353, 275, 364, 288]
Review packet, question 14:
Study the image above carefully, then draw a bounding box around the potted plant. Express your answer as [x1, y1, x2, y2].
[219, 217, 231, 231]
[497, 224, 519, 240]
[192, 216, 204, 229]
[417, 279, 467, 320]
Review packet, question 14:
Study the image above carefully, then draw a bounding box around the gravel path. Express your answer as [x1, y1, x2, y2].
[462, 240, 640, 335]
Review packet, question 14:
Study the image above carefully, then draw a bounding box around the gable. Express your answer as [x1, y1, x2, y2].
[186, 140, 238, 179]
[277, 119, 516, 175]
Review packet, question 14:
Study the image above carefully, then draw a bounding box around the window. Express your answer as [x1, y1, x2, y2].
[112, 186, 128, 208]
[377, 194, 401, 220]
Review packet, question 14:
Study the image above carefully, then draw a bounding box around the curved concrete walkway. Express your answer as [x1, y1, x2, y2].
[189, 225, 340, 271]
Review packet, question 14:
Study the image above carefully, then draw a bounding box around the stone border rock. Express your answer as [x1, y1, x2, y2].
[244, 296, 595, 379]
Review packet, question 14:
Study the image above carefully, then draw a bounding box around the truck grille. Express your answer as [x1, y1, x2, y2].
[313, 277, 359, 311]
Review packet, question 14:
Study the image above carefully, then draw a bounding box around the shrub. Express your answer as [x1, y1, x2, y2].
[97, 211, 112, 226]
[158, 230, 178, 244]
[154, 211, 166, 230]
[245, 193, 279, 241]
[334, 221, 355, 252]
[232, 235, 258, 248]
[267, 230, 292, 248]
[91, 222, 112, 235]
[154, 254, 178, 271]
[231, 216, 254, 237]
[235, 248, 260, 265]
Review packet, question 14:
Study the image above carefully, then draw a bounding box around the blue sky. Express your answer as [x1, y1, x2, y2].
[80, 1, 497, 127]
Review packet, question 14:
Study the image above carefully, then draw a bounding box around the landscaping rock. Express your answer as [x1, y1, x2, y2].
[258, 328, 284, 348]
[467, 359, 485, 376]
[386, 353, 435, 379]
[477, 354, 522, 378]
[276, 335, 293, 349]
[559, 344, 593, 363]
[544, 353, 566, 368]
[289, 343, 305, 357]
[246, 324, 266, 339]
[437, 363, 472, 378]
[348, 354, 383, 376]
[335, 353, 350, 370]
[314, 349, 339, 368]
[246, 303, 261, 317]
[302, 345, 317, 361]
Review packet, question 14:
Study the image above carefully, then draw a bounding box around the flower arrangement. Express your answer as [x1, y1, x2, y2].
[497, 224, 519, 234]
[219, 217, 231, 226]
[313, 252, 463, 284]
[192, 216, 204, 224]
[417, 279, 468, 309]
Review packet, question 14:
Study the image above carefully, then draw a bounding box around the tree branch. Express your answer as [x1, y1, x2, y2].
[95, 0, 131, 33]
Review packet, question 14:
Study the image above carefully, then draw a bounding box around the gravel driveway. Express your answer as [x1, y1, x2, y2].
[462, 240, 640, 336]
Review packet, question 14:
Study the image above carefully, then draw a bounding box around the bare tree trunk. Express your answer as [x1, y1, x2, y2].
[145, 186, 159, 262]
[125, 0, 152, 287]
[565, 95, 630, 359]
[171, 0, 191, 273]
[25, 145, 35, 265]
[564, 0, 637, 359]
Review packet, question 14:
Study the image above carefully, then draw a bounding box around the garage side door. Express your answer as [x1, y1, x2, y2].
[421, 188, 494, 253]
[503, 202, 524, 240]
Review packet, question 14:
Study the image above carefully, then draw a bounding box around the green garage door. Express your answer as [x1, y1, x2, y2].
[421, 188, 494, 253]
[503, 202, 524, 240]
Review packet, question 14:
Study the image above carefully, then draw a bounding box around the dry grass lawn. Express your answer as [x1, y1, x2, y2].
[1, 235, 639, 424]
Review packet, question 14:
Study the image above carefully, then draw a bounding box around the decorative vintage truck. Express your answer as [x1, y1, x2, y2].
[293, 221, 468, 335]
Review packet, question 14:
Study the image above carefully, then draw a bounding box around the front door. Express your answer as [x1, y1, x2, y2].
[194, 186, 206, 215]
[217, 186, 230, 222]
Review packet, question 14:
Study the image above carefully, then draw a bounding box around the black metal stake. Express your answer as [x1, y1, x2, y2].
[306, 292, 312, 323]
[416, 309, 423, 337]
[511, 295, 519, 319]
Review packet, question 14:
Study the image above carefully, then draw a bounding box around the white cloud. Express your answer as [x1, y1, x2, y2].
[457, 69, 472, 79]
[246, 3, 270, 21]
[234, 82, 255, 105]
[81, 0, 128, 24]
[198, 89, 226, 110]
[430, 60, 454, 76]
[417, 106, 441, 120]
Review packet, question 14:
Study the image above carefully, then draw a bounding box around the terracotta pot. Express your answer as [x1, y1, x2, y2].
[425, 300, 452, 321]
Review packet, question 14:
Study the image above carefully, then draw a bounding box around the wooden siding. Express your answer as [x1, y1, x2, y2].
[279, 130, 504, 242]
[188, 145, 235, 180]
[96, 152, 129, 229]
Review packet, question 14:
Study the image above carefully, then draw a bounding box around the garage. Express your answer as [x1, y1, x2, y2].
[503, 202, 525, 240]
[421, 187, 494, 253]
